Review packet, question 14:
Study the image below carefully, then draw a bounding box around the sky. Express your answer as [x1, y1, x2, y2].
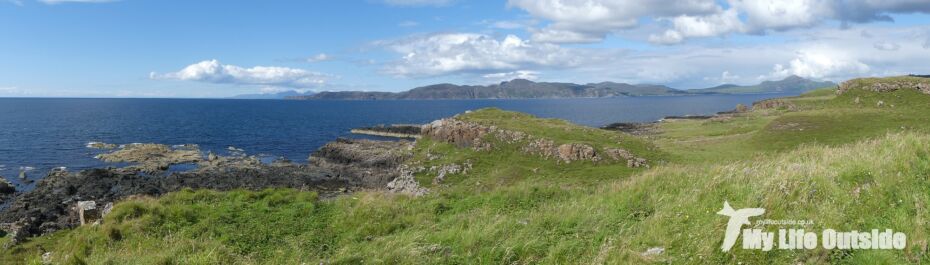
[1, 0, 930, 98]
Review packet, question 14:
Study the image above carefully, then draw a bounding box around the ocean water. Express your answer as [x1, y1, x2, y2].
[0, 94, 790, 188]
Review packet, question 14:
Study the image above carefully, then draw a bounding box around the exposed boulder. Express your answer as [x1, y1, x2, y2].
[557, 143, 598, 163]
[421, 119, 492, 150]
[430, 162, 472, 185]
[386, 167, 428, 196]
[0, 176, 14, 195]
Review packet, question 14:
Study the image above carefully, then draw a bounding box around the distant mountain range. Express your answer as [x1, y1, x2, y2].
[229, 90, 315, 99]
[276, 75, 835, 100]
[695, 75, 836, 94]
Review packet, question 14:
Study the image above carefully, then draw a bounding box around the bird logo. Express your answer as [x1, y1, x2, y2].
[717, 201, 765, 252]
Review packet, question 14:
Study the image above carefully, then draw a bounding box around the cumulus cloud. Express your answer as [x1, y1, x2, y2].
[762, 47, 870, 80]
[835, 0, 930, 23]
[729, 0, 831, 31]
[151, 60, 333, 88]
[510, 0, 930, 44]
[650, 8, 744, 44]
[482, 70, 540, 82]
[382, 33, 584, 77]
[508, 0, 718, 43]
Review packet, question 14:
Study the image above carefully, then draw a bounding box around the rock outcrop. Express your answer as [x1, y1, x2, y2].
[601, 122, 658, 136]
[421, 118, 648, 167]
[95, 143, 202, 174]
[752, 99, 797, 111]
[351, 124, 422, 139]
[386, 167, 428, 196]
[837, 77, 930, 95]
[0, 176, 14, 195]
[309, 138, 417, 190]
[86, 141, 118, 149]
[421, 119, 495, 150]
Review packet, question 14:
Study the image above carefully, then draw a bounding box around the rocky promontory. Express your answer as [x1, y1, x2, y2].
[837, 76, 930, 95]
[422, 117, 648, 167]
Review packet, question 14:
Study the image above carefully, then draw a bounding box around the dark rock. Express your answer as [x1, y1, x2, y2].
[0, 176, 14, 195]
[601, 122, 658, 136]
[352, 124, 422, 138]
[0, 156, 341, 243]
[309, 138, 415, 189]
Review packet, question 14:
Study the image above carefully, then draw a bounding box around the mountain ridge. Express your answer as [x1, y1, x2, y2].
[285, 75, 835, 100]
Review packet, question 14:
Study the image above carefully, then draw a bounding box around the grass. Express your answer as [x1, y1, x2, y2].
[4, 77, 930, 264]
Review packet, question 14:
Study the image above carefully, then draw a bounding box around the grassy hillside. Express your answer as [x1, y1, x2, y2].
[4, 77, 930, 264]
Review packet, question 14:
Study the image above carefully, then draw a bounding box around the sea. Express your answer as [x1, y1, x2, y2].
[0, 93, 791, 188]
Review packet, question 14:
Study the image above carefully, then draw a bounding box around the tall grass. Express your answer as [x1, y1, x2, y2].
[5, 132, 929, 264]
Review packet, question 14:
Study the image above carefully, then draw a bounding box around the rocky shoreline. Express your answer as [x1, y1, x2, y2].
[0, 109, 700, 246]
[0, 137, 425, 247]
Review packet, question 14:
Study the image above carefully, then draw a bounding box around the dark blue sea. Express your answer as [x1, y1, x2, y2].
[0, 94, 790, 188]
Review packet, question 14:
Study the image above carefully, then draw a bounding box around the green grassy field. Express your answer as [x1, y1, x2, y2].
[4, 78, 930, 264]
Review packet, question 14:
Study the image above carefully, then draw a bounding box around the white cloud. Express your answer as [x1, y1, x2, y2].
[530, 28, 606, 44]
[383, 0, 453, 7]
[762, 47, 870, 80]
[151, 60, 333, 88]
[924, 31, 930, 49]
[382, 33, 584, 77]
[873, 41, 901, 51]
[510, 0, 930, 44]
[482, 70, 540, 82]
[729, 0, 831, 31]
[650, 8, 745, 44]
[306, 53, 332, 63]
[507, 0, 719, 43]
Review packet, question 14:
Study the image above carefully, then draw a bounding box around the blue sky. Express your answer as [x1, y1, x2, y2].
[2, 0, 929, 98]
